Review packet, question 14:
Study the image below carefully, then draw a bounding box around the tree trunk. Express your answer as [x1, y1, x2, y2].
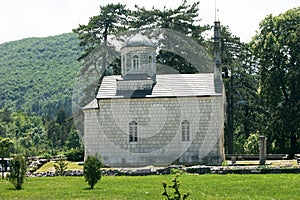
[1, 157, 4, 179]
[226, 74, 234, 154]
[289, 131, 297, 159]
[227, 98, 234, 154]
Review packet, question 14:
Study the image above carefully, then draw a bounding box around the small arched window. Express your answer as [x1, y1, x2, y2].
[132, 55, 139, 70]
[181, 120, 190, 142]
[129, 121, 138, 142]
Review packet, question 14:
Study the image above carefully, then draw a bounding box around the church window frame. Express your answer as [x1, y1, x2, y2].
[129, 121, 138, 143]
[132, 55, 139, 70]
[181, 120, 190, 142]
[122, 55, 126, 74]
[148, 55, 153, 71]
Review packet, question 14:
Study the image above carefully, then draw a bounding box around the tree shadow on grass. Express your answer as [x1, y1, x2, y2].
[83, 186, 102, 191]
[7, 187, 24, 191]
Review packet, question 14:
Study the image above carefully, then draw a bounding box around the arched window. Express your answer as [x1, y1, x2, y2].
[129, 121, 138, 142]
[148, 55, 153, 70]
[132, 55, 139, 70]
[181, 120, 190, 142]
[122, 56, 126, 73]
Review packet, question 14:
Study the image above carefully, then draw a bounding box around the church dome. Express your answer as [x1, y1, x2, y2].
[122, 33, 156, 48]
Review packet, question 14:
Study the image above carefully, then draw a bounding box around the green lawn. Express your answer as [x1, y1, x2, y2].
[0, 174, 299, 200]
[36, 161, 83, 172]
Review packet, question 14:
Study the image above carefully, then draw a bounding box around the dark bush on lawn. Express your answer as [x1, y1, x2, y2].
[65, 148, 84, 162]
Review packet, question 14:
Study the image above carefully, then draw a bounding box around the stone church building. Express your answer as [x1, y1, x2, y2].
[83, 23, 225, 167]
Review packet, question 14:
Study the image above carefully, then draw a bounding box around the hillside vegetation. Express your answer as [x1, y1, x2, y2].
[0, 33, 82, 119]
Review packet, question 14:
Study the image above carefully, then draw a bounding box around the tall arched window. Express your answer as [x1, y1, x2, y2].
[132, 55, 139, 70]
[122, 56, 126, 73]
[148, 55, 153, 70]
[129, 121, 138, 142]
[181, 120, 190, 142]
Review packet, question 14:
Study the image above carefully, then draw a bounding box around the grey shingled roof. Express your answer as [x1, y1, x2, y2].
[83, 74, 223, 110]
[122, 33, 156, 48]
[96, 74, 221, 99]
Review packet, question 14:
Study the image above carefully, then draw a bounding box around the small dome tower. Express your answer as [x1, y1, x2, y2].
[120, 33, 156, 80]
[116, 34, 156, 95]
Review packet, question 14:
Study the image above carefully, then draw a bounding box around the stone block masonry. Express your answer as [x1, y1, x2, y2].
[84, 96, 224, 167]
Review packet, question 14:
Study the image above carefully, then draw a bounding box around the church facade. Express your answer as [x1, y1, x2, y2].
[83, 25, 225, 167]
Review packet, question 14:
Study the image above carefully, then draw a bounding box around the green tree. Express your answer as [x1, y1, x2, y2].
[0, 108, 12, 124]
[131, 0, 210, 74]
[0, 122, 7, 137]
[56, 109, 66, 125]
[31, 126, 44, 151]
[131, 0, 208, 42]
[72, 4, 130, 121]
[251, 7, 300, 156]
[54, 156, 68, 176]
[84, 154, 102, 189]
[0, 137, 13, 179]
[66, 129, 82, 150]
[8, 155, 27, 190]
[220, 26, 261, 154]
[46, 121, 60, 154]
[73, 3, 129, 61]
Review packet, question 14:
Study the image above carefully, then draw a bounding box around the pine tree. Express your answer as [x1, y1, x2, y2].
[8, 155, 27, 190]
[84, 154, 102, 189]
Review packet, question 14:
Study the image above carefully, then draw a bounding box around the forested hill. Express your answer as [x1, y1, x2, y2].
[0, 33, 83, 119]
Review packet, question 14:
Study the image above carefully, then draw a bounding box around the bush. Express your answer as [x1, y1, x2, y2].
[8, 155, 27, 190]
[222, 160, 229, 166]
[41, 153, 52, 160]
[84, 154, 102, 189]
[170, 168, 185, 175]
[54, 156, 68, 176]
[65, 148, 84, 162]
[244, 133, 259, 154]
[162, 174, 190, 200]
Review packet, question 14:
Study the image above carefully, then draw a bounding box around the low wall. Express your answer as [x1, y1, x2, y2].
[225, 154, 288, 160]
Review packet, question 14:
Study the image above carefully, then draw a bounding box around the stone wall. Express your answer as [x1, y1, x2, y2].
[121, 46, 156, 77]
[84, 96, 224, 167]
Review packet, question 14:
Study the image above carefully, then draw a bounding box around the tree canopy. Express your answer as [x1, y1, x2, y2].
[219, 25, 262, 154]
[251, 7, 300, 156]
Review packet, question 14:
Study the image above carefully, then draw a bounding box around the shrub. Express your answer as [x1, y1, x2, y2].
[170, 168, 185, 175]
[162, 174, 190, 200]
[8, 155, 27, 190]
[222, 160, 229, 166]
[65, 148, 84, 162]
[54, 156, 68, 176]
[244, 133, 259, 154]
[84, 154, 102, 189]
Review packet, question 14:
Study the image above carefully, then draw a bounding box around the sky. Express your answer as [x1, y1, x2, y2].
[0, 0, 299, 44]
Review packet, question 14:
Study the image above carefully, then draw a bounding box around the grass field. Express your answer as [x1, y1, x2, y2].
[0, 174, 299, 200]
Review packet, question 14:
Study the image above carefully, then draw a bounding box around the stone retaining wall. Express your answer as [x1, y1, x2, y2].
[27, 164, 300, 177]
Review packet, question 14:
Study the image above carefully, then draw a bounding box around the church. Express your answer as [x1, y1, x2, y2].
[83, 22, 225, 167]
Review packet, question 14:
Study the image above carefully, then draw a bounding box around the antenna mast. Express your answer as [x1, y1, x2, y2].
[215, 0, 219, 21]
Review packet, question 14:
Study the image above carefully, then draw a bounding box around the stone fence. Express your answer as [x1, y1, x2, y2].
[27, 164, 300, 177]
[225, 154, 288, 161]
